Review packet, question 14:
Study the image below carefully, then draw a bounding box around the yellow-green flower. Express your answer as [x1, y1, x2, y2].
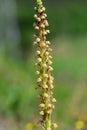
[25, 122, 34, 130]
[33, 0, 57, 129]
[75, 120, 85, 129]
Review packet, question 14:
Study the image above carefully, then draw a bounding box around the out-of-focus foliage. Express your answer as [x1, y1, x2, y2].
[16, 0, 87, 58]
[0, 37, 87, 130]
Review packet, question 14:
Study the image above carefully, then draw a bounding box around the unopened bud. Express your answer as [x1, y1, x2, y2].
[33, 41, 37, 45]
[52, 105, 55, 109]
[34, 14, 37, 19]
[48, 104, 52, 108]
[36, 50, 40, 55]
[47, 110, 51, 114]
[50, 85, 54, 89]
[43, 31, 47, 35]
[48, 48, 53, 52]
[39, 9, 43, 13]
[45, 51, 49, 56]
[49, 55, 53, 59]
[43, 93, 49, 98]
[36, 71, 40, 75]
[37, 78, 42, 82]
[37, 17, 41, 22]
[48, 60, 53, 65]
[35, 26, 39, 30]
[52, 98, 56, 103]
[42, 63, 47, 68]
[44, 13, 47, 17]
[41, 15, 45, 19]
[51, 92, 53, 95]
[36, 37, 40, 42]
[45, 20, 49, 26]
[37, 1, 43, 5]
[43, 84, 48, 89]
[48, 66, 53, 71]
[46, 30, 50, 34]
[40, 24, 45, 28]
[47, 128, 51, 130]
[46, 41, 51, 45]
[43, 74, 48, 78]
[40, 111, 44, 115]
[52, 123, 58, 128]
[41, 43, 46, 47]
[42, 7, 46, 11]
[38, 58, 42, 62]
[34, 7, 37, 10]
[35, 63, 38, 66]
[39, 103, 45, 107]
[50, 76, 54, 81]
[33, 22, 36, 27]
[49, 80, 53, 84]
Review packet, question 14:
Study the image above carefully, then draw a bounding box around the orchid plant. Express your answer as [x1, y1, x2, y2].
[33, 0, 58, 130]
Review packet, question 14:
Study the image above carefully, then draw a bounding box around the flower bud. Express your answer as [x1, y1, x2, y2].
[47, 128, 51, 130]
[48, 48, 52, 52]
[46, 30, 50, 34]
[52, 123, 58, 128]
[48, 104, 52, 108]
[38, 58, 42, 62]
[33, 22, 36, 27]
[38, 9, 43, 13]
[45, 51, 49, 56]
[36, 71, 40, 75]
[52, 105, 55, 109]
[43, 93, 49, 98]
[44, 13, 47, 17]
[37, 78, 42, 82]
[43, 74, 48, 78]
[40, 23, 45, 28]
[36, 50, 40, 55]
[34, 14, 38, 19]
[42, 63, 47, 68]
[49, 80, 53, 84]
[43, 84, 48, 89]
[46, 41, 51, 45]
[50, 76, 54, 81]
[49, 55, 53, 59]
[41, 42, 46, 47]
[50, 85, 54, 89]
[33, 41, 37, 45]
[40, 111, 44, 115]
[48, 60, 53, 65]
[51, 92, 53, 95]
[45, 20, 49, 26]
[37, 17, 41, 22]
[41, 15, 45, 19]
[34, 7, 37, 10]
[37, 1, 43, 5]
[35, 26, 39, 30]
[47, 110, 51, 114]
[36, 37, 40, 42]
[48, 66, 53, 71]
[43, 30, 47, 35]
[35, 63, 38, 66]
[42, 7, 46, 11]
[52, 98, 56, 103]
[39, 103, 45, 107]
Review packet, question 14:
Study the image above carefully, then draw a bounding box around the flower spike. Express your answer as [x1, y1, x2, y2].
[33, 0, 57, 130]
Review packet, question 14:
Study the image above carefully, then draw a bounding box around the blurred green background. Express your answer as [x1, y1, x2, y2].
[0, 0, 87, 130]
